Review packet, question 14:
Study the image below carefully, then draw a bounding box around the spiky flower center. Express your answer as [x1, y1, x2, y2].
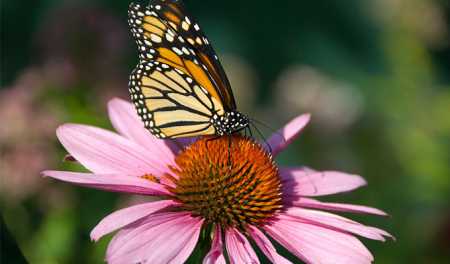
[169, 136, 283, 229]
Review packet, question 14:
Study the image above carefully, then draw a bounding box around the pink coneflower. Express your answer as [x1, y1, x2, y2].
[43, 98, 392, 263]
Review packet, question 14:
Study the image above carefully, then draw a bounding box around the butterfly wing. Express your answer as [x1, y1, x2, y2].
[128, 1, 236, 112]
[149, 0, 236, 110]
[129, 60, 224, 138]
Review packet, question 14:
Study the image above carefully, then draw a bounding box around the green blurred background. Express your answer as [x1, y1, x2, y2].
[1, 0, 449, 263]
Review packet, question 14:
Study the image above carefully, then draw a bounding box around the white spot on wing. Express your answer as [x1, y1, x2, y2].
[181, 21, 189, 31]
[150, 34, 162, 43]
[166, 33, 174, 42]
[172, 47, 183, 55]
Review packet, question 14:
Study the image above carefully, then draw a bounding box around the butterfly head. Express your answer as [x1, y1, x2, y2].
[213, 111, 249, 136]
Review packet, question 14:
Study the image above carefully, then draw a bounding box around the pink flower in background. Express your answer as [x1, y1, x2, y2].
[0, 70, 60, 202]
[43, 98, 392, 263]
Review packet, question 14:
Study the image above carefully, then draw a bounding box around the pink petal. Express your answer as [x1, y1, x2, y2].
[56, 124, 171, 176]
[107, 212, 203, 264]
[291, 197, 388, 216]
[225, 228, 259, 264]
[90, 200, 179, 241]
[107, 98, 180, 161]
[282, 208, 393, 241]
[42, 170, 171, 196]
[267, 114, 311, 156]
[247, 225, 292, 264]
[106, 213, 178, 257]
[165, 219, 204, 264]
[203, 226, 226, 264]
[280, 167, 366, 197]
[265, 217, 374, 264]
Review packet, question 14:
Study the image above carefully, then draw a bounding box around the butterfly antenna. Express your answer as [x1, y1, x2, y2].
[249, 118, 285, 143]
[248, 124, 254, 138]
[250, 121, 272, 153]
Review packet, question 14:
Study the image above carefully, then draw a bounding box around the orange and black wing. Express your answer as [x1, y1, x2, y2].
[129, 60, 224, 138]
[149, 0, 236, 110]
[128, 1, 236, 111]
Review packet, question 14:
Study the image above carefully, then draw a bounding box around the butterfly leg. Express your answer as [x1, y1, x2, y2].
[251, 122, 272, 154]
[225, 134, 232, 167]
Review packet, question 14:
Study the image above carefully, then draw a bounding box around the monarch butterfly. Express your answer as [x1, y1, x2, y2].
[127, 0, 249, 139]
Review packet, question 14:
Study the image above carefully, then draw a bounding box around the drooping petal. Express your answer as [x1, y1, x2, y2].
[280, 167, 366, 197]
[282, 208, 393, 241]
[265, 217, 374, 264]
[56, 124, 170, 176]
[267, 114, 311, 156]
[107, 212, 203, 264]
[225, 228, 260, 264]
[106, 213, 178, 258]
[42, 171, 171, 196]
[291, 197, 388, 216]
[247, 225, 292, 264]
[107, 98, 180, 160]
[163, 219, 204, 264]
[203, 226, 226, 264]
[90, 200, 179, 241]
